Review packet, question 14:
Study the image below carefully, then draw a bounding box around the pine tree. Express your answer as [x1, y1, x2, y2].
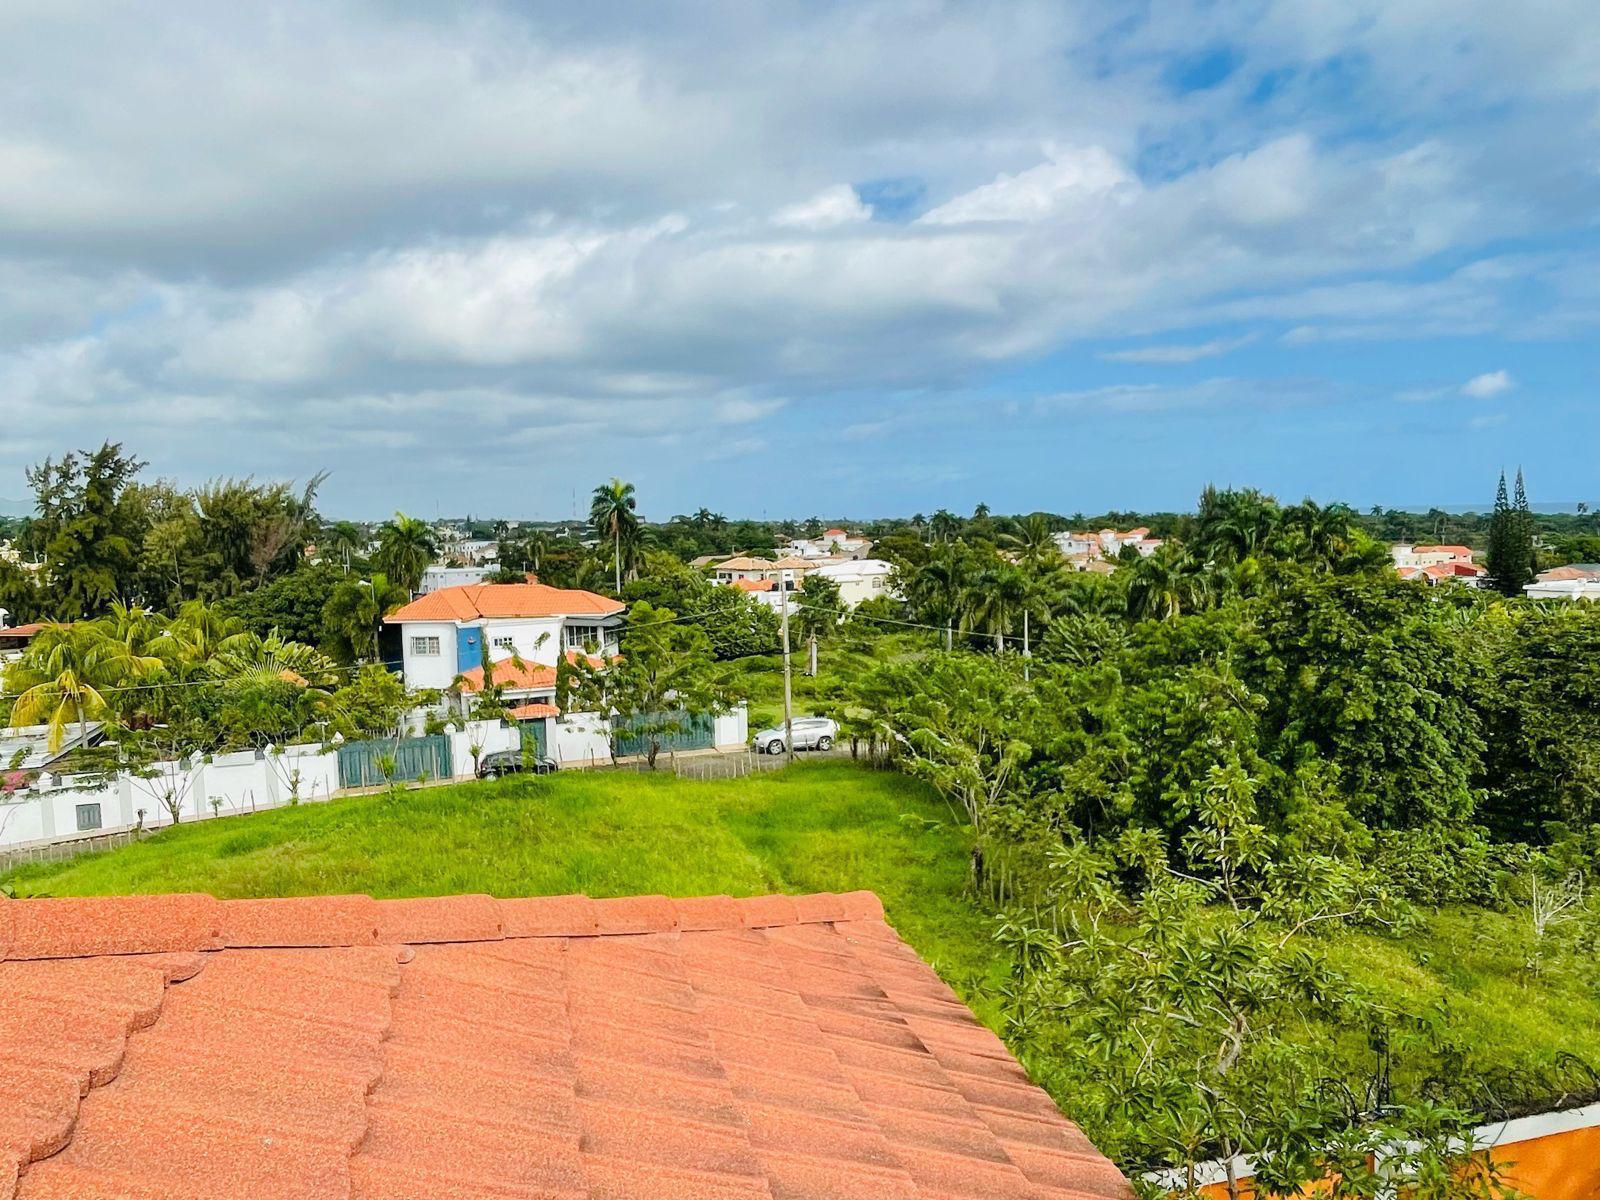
[1487, 469, 1534, 596]
[1513, 467, 1536, 586]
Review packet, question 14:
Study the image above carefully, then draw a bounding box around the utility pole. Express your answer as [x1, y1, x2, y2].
[808, 631, 817, 677]
[1022, 609, 1031, 682]
[780, 571, 795, 764]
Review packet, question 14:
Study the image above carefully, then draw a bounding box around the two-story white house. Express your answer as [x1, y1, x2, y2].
[385, 580, 624, 691]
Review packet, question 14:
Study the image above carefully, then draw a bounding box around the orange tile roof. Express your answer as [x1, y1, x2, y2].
[768, 556, 815, 570]
[453, 657, 558, 693]
[1413, 544, 1472, 556]
[508, 702, 560, 719]
[712, 556, 776, 571]
[0, 890, 1128, 1200]
[731, 578, 775, 592]
[385, 582, 623, 624]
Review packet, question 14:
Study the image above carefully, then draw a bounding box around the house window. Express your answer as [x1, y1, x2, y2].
[492, 636, 515, 651]
[411, 636, 441, 656]
[76, 802, 102, 832]
[565, 623, 601, 650]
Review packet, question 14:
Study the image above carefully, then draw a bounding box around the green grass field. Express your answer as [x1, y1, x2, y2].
[6, 757, 1599, 1138]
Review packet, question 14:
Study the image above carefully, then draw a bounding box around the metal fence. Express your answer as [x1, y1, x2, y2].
[0, 827, 150, 873]
[336, 734, 453, 789]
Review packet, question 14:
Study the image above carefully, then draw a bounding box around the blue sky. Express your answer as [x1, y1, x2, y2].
[0, 2, 1597, 519]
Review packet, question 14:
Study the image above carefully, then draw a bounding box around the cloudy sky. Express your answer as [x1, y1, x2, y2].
[2, 2, 1598, 519]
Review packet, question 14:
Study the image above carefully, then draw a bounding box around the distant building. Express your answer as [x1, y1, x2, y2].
[783, 529, 873, 560]
[418, 564, 495, 594]
[1393, 544, 1487, 587]
[809, 558, 896, 608]
[711, 556, 816, 589]
[385, 581, 623, 691]
[1526, 564, 1600, 601]
[1052, 528, 1162, 568]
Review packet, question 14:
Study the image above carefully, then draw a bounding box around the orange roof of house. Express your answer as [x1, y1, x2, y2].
[824, 528, 848, 537]
[385, 583, 623, 624]
[1538, 565, 1595, 581]
[731, 578, 775, 592]
[455, 651, 606, 693]
[508, 702, 560, 719]
[0, 890, 1127, 1200]
[454, 657, 558, 693]
[0, 623, 45, 639]
[712, 556, 775, 571]
[1413, 545, 1473, 556]
[768, 556, 815, 571]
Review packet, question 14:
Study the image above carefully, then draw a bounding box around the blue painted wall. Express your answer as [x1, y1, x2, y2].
[456, 624, 482, 674]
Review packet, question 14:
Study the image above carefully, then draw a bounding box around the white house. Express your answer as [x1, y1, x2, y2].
[783, 528, 873, 560]
[711, 556, 816, 587]
[1052, 528, 1162, 566]
[809, 558, 896, 608]
[1526, 565, 1600, 601]
[385, 580, 624, 691]
[418, 564, 495, 594]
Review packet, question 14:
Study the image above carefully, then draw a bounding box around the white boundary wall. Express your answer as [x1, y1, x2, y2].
[0, 706, 748, 851]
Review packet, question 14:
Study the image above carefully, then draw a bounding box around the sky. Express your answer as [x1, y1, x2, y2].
[1, 2, 1598, 521]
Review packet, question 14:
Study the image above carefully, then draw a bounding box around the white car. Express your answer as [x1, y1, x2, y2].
[752, 717, 837, 755]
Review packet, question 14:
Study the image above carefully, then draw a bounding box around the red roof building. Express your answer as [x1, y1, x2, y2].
[385, 583, 623, 625]
[0, 889, 1129, 1200]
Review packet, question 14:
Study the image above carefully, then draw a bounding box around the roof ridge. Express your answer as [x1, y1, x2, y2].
[0, 891, 887, 963]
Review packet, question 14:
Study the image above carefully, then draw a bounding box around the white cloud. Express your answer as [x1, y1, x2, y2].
[1462, 369, 1514, 397]
[1100, 334, 1258, 364]
[772, 185, 871, 230]
[919, 145, 1133, 225]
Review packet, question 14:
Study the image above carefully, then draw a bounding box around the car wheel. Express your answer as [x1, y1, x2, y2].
[816, 736, 833, 751]
[767, 740, 785, 755]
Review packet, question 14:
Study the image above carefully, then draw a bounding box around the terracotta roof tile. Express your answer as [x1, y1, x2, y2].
[375, 894, 505, 943]
[222, 895, 380, 947]
[0, 891, 1130, 1200]
[6, 895, 222, 961]
[592, 895, 678, 935]
[501, 894, 598, 937]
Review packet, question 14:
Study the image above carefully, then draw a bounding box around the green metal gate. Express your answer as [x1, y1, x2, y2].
[519, 718, 549, 759]
[613, 711, 715, 758]
[337, 734, 453, 789]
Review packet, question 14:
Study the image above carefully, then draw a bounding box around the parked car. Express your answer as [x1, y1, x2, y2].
[476, 749, 557, 779]
[752, 716, 837, 755]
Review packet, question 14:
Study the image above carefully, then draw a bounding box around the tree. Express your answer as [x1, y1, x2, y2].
[4, 624, 113, 752]
[590, 478, 640, 593]
[1001, 514, 1059, 566]
[25, 443, 147, 618]
[795, 574, 842, 675]
[1126, 546, 1205, 621]
[964, 560, 1028, 652]
[322, 573, 409, 663]
[372, 512, 436, 594]
[560, 600, 721, 768]
[1486, 470, 1533, 596]
[323, 521, 364, 573]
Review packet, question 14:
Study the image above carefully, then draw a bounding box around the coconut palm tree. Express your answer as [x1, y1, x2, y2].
[6, 624, 112, 753]
[323, 521, 363, 574]
[1001, 514, 1059, 567]
[372, 512, 436, 594]
[589, 478, 639, 593]
[1126, 547, 1206, 621]
[963, 562, 1028, 653]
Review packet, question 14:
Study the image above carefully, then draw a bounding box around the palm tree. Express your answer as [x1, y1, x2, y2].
[373, 512, 436, 594]
[929, 509, 960, 544]
[589, 479, 639, 594]
[323, 573, 408, 662]
[207, 630, 339, 690]
[6, 624, 112, 753]
[1126, 547, 1205, 621]
[964, 562, 1027, 652]
[167, 600, 247, 664]
[323, 521, 363, 574]
[1001, 514, 1059, 567]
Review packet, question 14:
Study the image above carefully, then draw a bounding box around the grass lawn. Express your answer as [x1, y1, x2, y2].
[1, 760, 1007, 1022]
